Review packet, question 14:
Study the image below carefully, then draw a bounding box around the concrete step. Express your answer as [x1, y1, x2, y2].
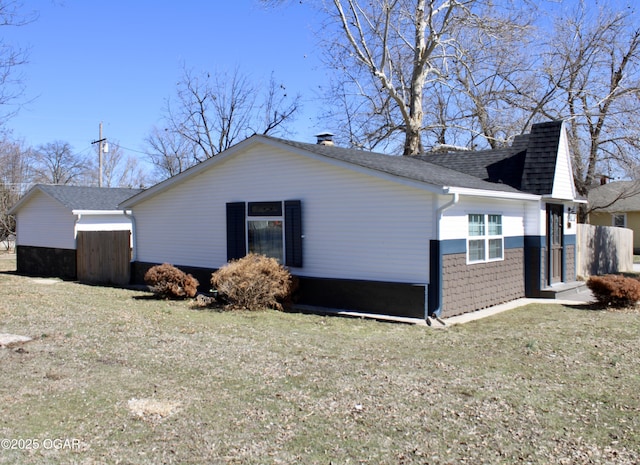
[539, 281, 589, 300]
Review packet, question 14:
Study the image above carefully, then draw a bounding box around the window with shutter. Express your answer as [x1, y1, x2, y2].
[226, 200, 303, 267]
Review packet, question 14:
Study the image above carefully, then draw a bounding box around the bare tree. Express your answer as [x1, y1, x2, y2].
[0, 1, 37, 126]
[145, 126, 197, 180]
[534, 4, 640, 196]
[31, 141, 87, 185]
[156, 67, 300, 168]
[315, 0, 533, 155]
[99, 142, 149, 188]
[0, 139, 31, 243]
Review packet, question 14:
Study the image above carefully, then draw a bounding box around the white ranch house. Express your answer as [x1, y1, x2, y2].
[116, 120, 583, 319]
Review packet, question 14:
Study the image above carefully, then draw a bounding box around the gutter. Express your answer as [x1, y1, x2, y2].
[427, 190, 459, 322]
[71, 209, 129, 215]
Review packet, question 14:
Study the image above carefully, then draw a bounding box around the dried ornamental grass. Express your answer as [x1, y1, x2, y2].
[211, 253, 293, 310]
[144, 263, 199, 299]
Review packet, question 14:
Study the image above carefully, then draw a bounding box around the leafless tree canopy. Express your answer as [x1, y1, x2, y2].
[0, 0, 36, 126]
[100, 142, 149, 188]
[31, 141, 87, 185]
[0, 139, 29, 241]
[146, 67, 301, 179]
[534, 5, 640, 196]
[316, 0, 535, 154]
[264, 0, 640, 200]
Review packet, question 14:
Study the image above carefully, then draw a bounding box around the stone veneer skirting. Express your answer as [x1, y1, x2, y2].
[564, 244, 576, 282]
[440, 248, 525, 318]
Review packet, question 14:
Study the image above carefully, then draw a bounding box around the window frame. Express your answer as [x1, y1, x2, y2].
[467, 213, 504, 264]
[246, 203, 286, 263]
[226, 200, 303, 268]
[612, 213, 627, 228]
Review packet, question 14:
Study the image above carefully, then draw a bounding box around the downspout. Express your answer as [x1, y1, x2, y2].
[74, 212, 82, 246]
[427, 191, 459, 324]
[124, 210, 137, 261]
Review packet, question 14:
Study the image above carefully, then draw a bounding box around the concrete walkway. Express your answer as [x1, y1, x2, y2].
[437, 293, 594, 327]
[307, 287, 595, 327]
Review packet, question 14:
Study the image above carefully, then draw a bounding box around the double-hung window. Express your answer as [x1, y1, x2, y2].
[468, 213, 503, 263]
[247, 202, 284, 262]
[226, 200, 303, 267]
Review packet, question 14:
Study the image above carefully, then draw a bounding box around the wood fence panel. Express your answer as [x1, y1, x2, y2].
[77, 230, 131, 285]
[576, 224, 633, 277]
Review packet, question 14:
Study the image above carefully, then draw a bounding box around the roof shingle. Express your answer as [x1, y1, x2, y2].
[35, 184, 141, 210]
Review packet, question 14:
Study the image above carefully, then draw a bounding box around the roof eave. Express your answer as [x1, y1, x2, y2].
[7, 185, 47, 215]
[72, 209, 131, 216]
[119, 136, 261, 208]
[446, 186, 541, 200]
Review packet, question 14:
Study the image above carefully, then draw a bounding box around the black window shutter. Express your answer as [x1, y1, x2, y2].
[284, 200, 303, 267]
[226, 202, 246, 261]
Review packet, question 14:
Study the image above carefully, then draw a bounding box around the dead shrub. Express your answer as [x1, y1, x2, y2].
[210, 253, 293, 310]
[586, 274, 640, 308]
[144, 263, 199, 299]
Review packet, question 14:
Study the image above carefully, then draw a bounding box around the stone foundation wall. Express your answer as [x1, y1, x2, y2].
[441, 248, 525, 318]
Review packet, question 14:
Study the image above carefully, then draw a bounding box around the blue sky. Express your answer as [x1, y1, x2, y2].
[4, 0, 327, 159]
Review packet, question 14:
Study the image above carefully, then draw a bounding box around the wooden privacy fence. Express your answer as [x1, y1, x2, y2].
[576, 224, 633, 277]
[77, 230, 131, 285]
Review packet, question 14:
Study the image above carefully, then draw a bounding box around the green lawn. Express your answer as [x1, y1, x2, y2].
[1, 254, 639, 464]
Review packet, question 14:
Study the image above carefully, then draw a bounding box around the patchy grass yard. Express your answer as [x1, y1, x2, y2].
[1, 254, 639, 464]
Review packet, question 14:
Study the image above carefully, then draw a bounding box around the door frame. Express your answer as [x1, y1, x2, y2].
[546, 203, 564, 285]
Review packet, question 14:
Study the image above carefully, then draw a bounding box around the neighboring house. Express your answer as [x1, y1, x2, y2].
[588, 180, 640, 253]
[9, 184, 141, 281]
[120, 120, 582, 320]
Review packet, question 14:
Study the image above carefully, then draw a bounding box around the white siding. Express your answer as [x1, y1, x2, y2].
[133, 145, 436, 283]
[551, 125, 577, 200]
[15, 191, 76, 249]
[438, 196, 529, 240]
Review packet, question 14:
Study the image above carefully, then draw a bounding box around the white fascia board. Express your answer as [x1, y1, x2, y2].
[541, 194, 588, 204]
[445, 186, 541, 201]
[72, 210, 130, 216]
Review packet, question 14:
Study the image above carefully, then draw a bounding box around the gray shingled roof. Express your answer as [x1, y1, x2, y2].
[36, 184, 142, 210]
[588, 181, 640, 212]
[419, 121, 564, 196]
[273, 138, 524, 193]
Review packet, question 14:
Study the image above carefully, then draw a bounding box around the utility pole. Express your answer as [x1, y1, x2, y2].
[91, 122, 107, 187]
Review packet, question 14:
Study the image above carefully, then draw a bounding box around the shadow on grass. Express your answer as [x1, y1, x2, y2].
[563, 301, 606, 312]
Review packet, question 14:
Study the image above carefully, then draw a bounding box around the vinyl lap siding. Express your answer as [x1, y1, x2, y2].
[15, 192, 76, 249]
[438, 196, 527, 241]
[551, 129, 575, 200]
[133, 145, 435, 283]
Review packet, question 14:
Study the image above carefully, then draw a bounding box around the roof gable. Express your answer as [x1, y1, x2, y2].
[521, 121, 563, 195]
[421, 120, 576, 199]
